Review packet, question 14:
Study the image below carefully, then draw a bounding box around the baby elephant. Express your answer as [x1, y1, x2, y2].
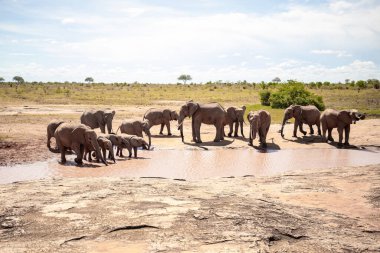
[247, 110, 271, 148]
[84, 136, 116, 163]
[143, 108, 179, 135]
[116, 134, 149, 158]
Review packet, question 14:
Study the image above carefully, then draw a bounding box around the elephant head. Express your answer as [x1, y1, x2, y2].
[131, 137, 149, 150]
[141, 121, 151, 149]
[73, 126, 108, 165]
[250, 113, 260, 140]
[104, 110, 116, 134]
[338, 110, 365, 125]
[177, 101, 199, 142]
[280, 105, 302, 138]
[171, 110, 179, 121]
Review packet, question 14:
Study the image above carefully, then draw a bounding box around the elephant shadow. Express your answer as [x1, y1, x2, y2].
[59, 160, 104, 168]
[283, 135, 325, 145]
[326, 141, 362, 150]
[183, 139, 234, 150]
[151, 134, 180, 139]
[250, 139, 281, 153]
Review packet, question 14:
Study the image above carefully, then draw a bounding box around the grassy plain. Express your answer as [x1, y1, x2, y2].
[0, 83, 379, 124]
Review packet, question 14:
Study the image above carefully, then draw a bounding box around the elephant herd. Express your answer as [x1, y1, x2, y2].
[47, 102, 365, 166]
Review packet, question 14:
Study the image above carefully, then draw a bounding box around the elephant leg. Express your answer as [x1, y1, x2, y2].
[73, 144, 83, 165]
[248, 124, 253, 146]
[166, 122, 172, 136]
[194, 121, 202, 143]
[100, 124, 106, 134]
[102, 147, 107, 162]
[327, 128, 334, 142]
[344, 125, 350, 146]
[133, 147, 137, 158]
[337, 127, 344, 147]
[240, 121, 245, 138]
[159, 123, 164, 135]
[60, 145, 67, 164]
[234, 122, 239, 137]
[191, 118, 196, 142]
[293, 122, 298, 137]
[128, 147, 132, 158]
[228, 123, 233, 137]
[220, 124, 225, 141]
[309, 124, 314, 135]
[299, 122, 307, 135]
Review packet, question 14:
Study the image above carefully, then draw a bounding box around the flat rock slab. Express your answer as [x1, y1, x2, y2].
[0, 165, 379, 252]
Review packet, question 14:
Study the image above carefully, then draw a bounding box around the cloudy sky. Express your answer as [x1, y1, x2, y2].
[0, 0, 379, 83]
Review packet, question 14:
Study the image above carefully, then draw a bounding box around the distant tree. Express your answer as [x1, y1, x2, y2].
[367, 79, 380, 89]
[356, 80, 367, 89]
[13, 76, 24, 84]
[177, 74, 192, 85]
[0, 77, 4, 82]
[85, 77, 94, 83]
[272, 77, 281, 83]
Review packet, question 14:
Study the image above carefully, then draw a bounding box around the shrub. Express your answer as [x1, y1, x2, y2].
[269, 81, 325, 110]
[259, 90, 271, 106]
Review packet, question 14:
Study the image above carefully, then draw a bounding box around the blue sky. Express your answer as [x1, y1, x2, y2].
[0, 0, 379, 83]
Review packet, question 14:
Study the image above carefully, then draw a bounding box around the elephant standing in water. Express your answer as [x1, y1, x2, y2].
[116, 134, 149, 158]
[247, 110, 271, 148]
[320, 109, 365, 147]
[143, 108, 179, 135]
[53, 123, 107, 165]
[178, 101, 226, 143]
[224, 106, 246, 138]
[84, 136, 116, 163]
[117, 120, 151, 149]
[47, 120, 65, 152]
[280, 105, 321, 138]
[80, 109, 115, 134]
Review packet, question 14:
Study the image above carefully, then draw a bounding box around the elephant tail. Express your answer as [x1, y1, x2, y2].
[115, 126, 120, 134]
[48, 146, 61, 153]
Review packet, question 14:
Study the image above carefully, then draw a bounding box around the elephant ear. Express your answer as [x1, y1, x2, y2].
[163, 110, 171, 121]
[293, 106, 302, 118]
[247, 111, 254, 122]
[188, 103, 199, 117]
[72, 126, 86, 143]
[338, 110, 353, 125]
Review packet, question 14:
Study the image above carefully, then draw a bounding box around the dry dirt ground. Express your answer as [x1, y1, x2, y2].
[0, 104, 380, 252]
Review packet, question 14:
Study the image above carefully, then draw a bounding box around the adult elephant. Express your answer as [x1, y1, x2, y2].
[178, 101, 225, 143]
[47, 120, 65, 152]
[54, 123, 107, 165]
[117, 120, 151, 149]
[143, 108, 179, 135]
[224, 106, 246, 137]
[280, 105, 321, 138]
[80, 109, 115, 134]
[247, 110, 271, 148]
[320, 109, 365, 147]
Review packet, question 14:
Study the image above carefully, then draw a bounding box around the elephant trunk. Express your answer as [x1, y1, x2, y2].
[92, 140, 108, 166]
[280, 116, 287, 138]
[144, 129, 151, 149]
[48, 146, 61, 153]
[106, 120, 113, 134]
[240, 121, 245, 138]
[177, 116, 185, 142]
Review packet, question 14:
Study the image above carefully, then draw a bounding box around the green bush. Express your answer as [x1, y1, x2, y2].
[269, 81, 325, 110]
[259, 90, 271, 106]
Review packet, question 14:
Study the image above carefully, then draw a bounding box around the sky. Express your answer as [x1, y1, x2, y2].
[0, 0, 379, 83]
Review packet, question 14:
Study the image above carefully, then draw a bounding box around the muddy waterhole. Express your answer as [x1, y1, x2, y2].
[1, 148, 379, 184]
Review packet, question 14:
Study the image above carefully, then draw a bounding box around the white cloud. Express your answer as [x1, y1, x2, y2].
[311, 49, 352, 57]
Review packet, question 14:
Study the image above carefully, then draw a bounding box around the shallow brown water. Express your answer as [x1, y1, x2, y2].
[1, 148, 379, 184]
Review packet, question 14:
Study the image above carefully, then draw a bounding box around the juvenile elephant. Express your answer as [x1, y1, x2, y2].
[280, 105, 321, 138]
[54, 123, 107, 165]
[47, 120, 65, 152]
[84, 136, 116, 163]
[116, 134, 149, 158]
[117, 120, 151, 149]
[320, 109, 365, 147]
[143, 108, 179, 135]
[178, 101, 226, 143]
[224, 106, 246, 137]
[247, 110, 271, 148]
[80, 109, 115, 134]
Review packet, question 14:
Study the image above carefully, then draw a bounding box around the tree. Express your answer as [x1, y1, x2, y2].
[13, 76, 24, 84]
[0, 77, 4, 82]
[272, 77, 281, 83]
[177, 74, 192, 85]
[85, 77, 94, 83]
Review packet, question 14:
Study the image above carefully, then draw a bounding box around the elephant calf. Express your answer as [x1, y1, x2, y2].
[143, 108, 179, 135]
[117, 120, 151, 149]
[224, 106, 246, 138]
[116, 134, 149, 158]
[247, 110, 271, 148]
[320, 109, 365, 147]
[84, 136, 116, 163]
